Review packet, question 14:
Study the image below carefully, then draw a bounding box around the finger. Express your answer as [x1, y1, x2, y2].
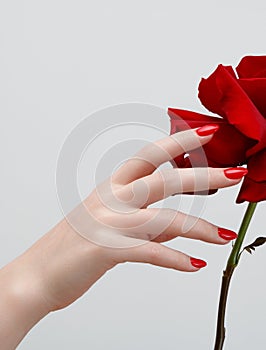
[116, 241, 206, 272]
[128, 167, 247, 207]
[143, 208, 237, 244]
[111, 126, 218, 185]
[112, 208, 237, 245]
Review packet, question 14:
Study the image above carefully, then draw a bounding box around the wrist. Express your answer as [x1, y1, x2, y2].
[21, 218, 113, 312]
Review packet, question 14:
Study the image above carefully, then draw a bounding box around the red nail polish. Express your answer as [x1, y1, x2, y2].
[218, 228, 238, 240]
[190, 257, 207, 268]
[224, 167, 248, 179]
[196, 124, 220, 136]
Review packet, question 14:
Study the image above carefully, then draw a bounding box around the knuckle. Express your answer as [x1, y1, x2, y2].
[148, 244, 161, 262]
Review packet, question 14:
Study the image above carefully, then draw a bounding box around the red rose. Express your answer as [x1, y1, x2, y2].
[168, 56, 266, 203]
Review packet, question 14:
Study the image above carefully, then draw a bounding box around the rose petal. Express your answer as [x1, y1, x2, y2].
[199, 65, 266, 157]
[238, 78, 266, 118]
[168, 108, 220, 128]
[246, 149, 266, 182]
[237, 149, 266, 203]
[198, 65, 236, 118]
[236, 176, 266, 203]
[236, 56, 266, 78]
[169, 108, 252, 167]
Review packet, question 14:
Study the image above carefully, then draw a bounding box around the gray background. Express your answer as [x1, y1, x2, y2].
[1, 0, 266, 349]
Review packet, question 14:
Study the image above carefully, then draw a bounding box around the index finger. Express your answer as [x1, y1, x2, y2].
[111, 125, 219, 185]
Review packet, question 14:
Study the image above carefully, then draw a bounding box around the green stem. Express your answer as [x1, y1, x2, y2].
[214, 202, 258, 350]
[227, 202, 258, 267]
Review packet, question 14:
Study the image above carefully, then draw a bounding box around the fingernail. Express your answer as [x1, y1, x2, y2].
[218, 228, 238, 240]
[224, 167, 248, 179]
[196, 124, 220, 136]
[190, 257, 207, 268]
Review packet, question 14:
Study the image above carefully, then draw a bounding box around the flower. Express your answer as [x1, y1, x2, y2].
[168, 56, 266, 203]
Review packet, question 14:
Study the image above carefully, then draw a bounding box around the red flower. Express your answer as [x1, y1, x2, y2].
[168, 56, 266, 203]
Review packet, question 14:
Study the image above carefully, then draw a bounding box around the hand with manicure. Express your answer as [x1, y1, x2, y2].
[0, 124, 247, 350]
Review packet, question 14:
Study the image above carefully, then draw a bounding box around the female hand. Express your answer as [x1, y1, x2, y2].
[0, 125, 246, 349]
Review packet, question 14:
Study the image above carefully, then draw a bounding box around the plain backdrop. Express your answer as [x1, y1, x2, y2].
[1, 1, 266, 349]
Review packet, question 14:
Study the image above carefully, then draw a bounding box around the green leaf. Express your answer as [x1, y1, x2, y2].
[244, 237, 266, 255]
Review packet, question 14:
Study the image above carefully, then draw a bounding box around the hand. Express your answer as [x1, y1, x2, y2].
[0, 125, 246, 349]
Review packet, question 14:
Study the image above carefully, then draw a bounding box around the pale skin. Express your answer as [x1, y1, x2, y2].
[0, 128, 246, 349]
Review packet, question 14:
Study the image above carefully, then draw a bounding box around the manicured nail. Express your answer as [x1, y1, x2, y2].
[218, 228, 238, 240]
[196, 124, 220, 136]
[224, 167, 248, 179]
[190, 257, 207, 268]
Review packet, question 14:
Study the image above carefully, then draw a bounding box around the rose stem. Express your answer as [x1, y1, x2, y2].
[214, 201, 258, 350]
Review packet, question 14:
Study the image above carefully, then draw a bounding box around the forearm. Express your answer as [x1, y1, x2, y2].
[0, 257, 50, 350]
[0, 218, 110, 349]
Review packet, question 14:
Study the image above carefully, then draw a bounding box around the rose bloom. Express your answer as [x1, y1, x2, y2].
[169, 56, 266, 203]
